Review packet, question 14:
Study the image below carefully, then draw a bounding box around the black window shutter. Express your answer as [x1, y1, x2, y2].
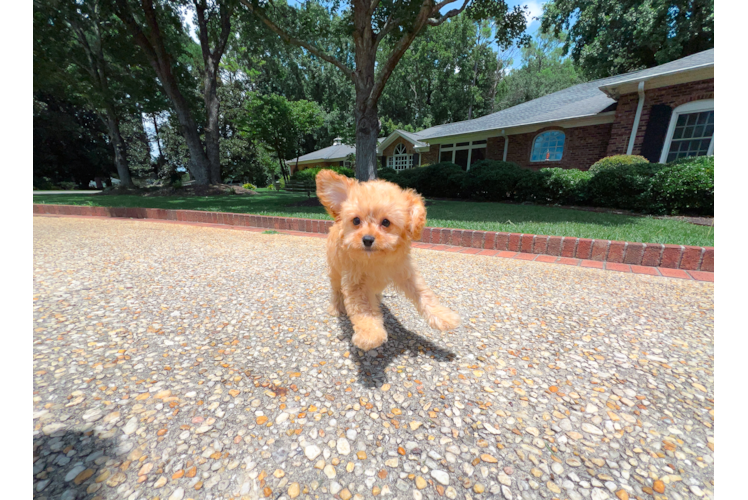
[640, 104, 673, 162]
[381, 156, 387, 168]
[412, 153, 419, 167]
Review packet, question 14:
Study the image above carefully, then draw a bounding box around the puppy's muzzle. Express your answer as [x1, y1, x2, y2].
[362, 235, 375, 249]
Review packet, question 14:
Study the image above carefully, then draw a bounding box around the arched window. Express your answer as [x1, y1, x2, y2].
[531, 130, 565, 162]
[660, 100, 714, 163]
[387, 143, 413, 170]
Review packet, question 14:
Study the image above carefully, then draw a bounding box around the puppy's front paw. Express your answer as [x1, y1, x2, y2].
[327, 302, 345, 317]
[426, 306, 461, 331]
[351, 317, 388, 351]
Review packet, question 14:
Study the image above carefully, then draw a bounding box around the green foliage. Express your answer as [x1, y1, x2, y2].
[378, 163, 466, 198]
[379, 17, 504, 129]
[414, 163, 467, 198]
[375, 156, 712, 216]
[243, 183, 257, 190]
[587, 162, 664, 211]
[648, 156, 714, 215]
[588, 155, 649, 174]
[461, 160, 529, 201]
[240, 92, 325, 180]
[541, 0, 714, 79]
[376, 167, 400, 184]
[538, 168, 592, 205]
[33, 93, 116, 186]
[291, 166, 355, 182]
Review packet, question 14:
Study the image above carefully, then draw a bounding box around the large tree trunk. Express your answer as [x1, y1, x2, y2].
[354, 103, 380, 181]
[114, 0, 212, 185]
[103, 104, 134, 188]
[352, 16, 379, 182]
[203, 67, 222, 184]
[194, 0, 233, 185]
[167, 88, 211, 185]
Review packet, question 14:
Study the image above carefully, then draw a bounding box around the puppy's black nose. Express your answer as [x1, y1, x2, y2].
[362, 235, 375, 247]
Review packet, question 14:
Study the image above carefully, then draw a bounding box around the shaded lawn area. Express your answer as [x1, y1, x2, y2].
[33, 191, 714, 246]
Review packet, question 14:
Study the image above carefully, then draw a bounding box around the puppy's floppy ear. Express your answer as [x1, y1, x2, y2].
[316, 169, 355, 219]
[403, 188, 427, 240]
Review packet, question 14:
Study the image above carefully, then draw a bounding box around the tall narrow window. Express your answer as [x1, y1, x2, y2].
[660, 100, 714, 162]
[387, 143, 413, 171]
[531, 131, 565, 162]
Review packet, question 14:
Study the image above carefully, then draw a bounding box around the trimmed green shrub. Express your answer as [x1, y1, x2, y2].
[515, 169, 550, 203]
[461, 160, 529, 201]
[291, 166, 354, 182]
[416, 163, 466, 198]
[588, 154, 649, 174]
[389, 167, 426, 191]
[539, 168, 592, 205]
[242, 183, 256, 190]
[587, 162, 664, 211]
[377, 163, 465, 198]
[648, 156, 714, 215]
[376, 167, 400, 184]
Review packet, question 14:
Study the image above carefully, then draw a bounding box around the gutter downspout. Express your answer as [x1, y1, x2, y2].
[502, 130, 508, 161]
[626, 81, 646, 155]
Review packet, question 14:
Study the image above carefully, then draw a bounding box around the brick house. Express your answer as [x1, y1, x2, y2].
[289, 49, 713, 173]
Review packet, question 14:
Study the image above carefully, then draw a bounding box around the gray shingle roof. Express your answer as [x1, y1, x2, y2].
[286, 143, 355, 164]
[287, 138, 387, 163]
[393, 129, 428, 148]
[410, 49, 714, 140]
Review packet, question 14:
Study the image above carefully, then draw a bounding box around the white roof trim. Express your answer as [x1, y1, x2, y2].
[598, 62, 714, 96]
[423, 111, 616, 143]
[377, 130, 430, 154]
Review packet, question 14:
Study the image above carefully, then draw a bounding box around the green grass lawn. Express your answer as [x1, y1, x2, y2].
[33, 191, 714, 246]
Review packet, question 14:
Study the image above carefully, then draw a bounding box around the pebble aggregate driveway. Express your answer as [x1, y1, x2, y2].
[33, 217, 714, 500]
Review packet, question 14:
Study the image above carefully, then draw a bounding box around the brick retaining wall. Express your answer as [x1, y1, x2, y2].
[33, 204, 713, 272]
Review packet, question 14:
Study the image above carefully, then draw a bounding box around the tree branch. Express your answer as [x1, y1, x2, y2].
[113, 0, 160, 73]
[374, 13, 399, 47]
[215, 3, 234, 69]
[369, 1, 440, 107]
[237, 0, 354, 81]
[194, 0, 213, 65]
[68, 18, 101, 87]
[368, 0, 381, 16]
[428, 0, 471, 26]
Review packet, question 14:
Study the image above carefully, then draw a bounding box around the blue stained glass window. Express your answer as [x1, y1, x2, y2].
[531, 131, 565, 162]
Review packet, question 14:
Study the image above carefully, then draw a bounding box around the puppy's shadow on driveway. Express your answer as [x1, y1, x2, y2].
[335, 304, 457, 389]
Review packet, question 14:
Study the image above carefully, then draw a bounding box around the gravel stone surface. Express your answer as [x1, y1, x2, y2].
[33, 217, 714, 500]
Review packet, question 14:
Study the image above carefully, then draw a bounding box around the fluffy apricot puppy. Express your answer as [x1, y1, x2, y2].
[316, 170, 460, 351]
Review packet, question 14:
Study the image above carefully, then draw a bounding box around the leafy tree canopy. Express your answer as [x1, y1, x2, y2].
[541, 0, 714, 79]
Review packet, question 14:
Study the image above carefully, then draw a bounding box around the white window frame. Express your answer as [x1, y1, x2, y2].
[387, 143, 413, 171]
[530, 130, 565, 162]
[659, 99, 714, 163]
[438, 140, 487, 170]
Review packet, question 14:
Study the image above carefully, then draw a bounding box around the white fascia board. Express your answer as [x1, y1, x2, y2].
[376, 130, 427, 154]
[423, 112, 616, 145]
[599, 65, 714, 98]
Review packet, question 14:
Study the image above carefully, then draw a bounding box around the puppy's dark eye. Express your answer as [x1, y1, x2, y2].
[381, 219, 391, 227]
[352, 217, 360, 226]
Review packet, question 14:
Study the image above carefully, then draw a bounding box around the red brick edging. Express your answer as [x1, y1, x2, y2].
[33, 204, 713, 273]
